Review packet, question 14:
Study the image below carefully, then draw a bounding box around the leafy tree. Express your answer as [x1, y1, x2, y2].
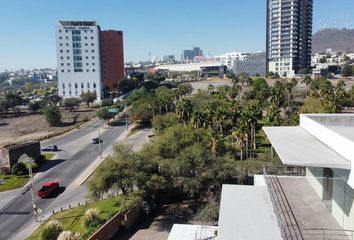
[118, 78, 136, 94]
[80, 92, 97, 107]
[264, 103, 282, 126]
[300, 97, 327, 113]
[27, 101, 41, 113]
[342, 64, 353, 77]
[250, 78, 270, 102]
[63, 98, 81, 111]
[0, 99, 9, 114]
[24, 82, 34, 92]
[5, 92, 22, 109]
[43, 105, 61, 126]
[152, 113, 178, 134]
[101, 98, 113, 107]
[96, 107, 115, 121]
[270, 81, 285, 107]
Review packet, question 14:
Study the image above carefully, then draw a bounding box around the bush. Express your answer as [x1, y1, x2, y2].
[194, 202, 219, 224]
[11, 162, 28, 175]
[43, 105, 61, 126]
[40, 219, 63, 240]
[57, 231, 81, 240]
[63, 98, 81, 111]
[83, 208, 102, 228]
[102, 98, 113, 107]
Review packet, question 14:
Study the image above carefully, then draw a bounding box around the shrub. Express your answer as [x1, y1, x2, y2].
[57, 231, 81, 240]
[11, 162, 28, 175]
[83, 208, 101, 228]
[43, 105, 61, 126]
[40, 219, 63, 240]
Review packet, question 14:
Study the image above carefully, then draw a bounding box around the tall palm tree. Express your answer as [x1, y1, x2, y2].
[176, 99, 193, 126]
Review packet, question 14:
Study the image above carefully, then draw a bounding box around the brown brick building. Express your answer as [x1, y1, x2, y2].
[100, 30, 124, 93]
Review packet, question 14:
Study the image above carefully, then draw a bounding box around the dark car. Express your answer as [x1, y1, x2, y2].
[41, 145, 58, 151]
[91, 138, 102, 144]
[38, 181, 59, 198]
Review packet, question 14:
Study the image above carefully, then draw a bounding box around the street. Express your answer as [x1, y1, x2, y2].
[0, 118, 127, 240]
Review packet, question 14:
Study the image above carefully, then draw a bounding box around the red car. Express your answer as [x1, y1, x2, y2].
[38, 181, 59, 198]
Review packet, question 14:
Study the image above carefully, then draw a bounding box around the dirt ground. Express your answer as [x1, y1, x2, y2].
[0, 108, 96, 147]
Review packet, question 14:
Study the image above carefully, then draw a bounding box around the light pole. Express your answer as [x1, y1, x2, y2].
[98, 101, 102, 158]
[26, 161, 38, 221]
[125, 103, 128, 131]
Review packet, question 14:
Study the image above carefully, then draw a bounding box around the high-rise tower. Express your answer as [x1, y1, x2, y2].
[266, 0, 313, 77]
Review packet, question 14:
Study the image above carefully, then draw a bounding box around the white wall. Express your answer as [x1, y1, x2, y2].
[300, 115, 354, 189]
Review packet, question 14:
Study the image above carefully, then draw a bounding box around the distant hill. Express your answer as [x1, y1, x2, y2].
[312, 28, 354, 53]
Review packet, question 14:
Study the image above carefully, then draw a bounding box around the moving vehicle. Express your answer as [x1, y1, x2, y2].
[41, 145, 58, 151]
[91, 138, 102, 144]
[38, 181, 59, 198]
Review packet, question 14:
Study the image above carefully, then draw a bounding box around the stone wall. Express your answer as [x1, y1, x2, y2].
[88, 212, 124, 240]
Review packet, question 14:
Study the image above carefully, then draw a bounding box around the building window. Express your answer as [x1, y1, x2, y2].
[61, 69, 64, 72]
[92, 56, 95, 59]
[65, 30, 68, 33]
[60, 50, 63, 53]
[67, 56, 70, 59]
[66, 50, 70, 53]
[75, 83, 78, 89]
[63, 91, 65, 95]
[85, 56, 88, 59]
[60, 56, 63, 59]
[85, 50, 88, 53]
[86, 63, 89, 66]
[68, 69, 71, 72]
[84, 37, 87, 40]
[90, 30, 93, 33]
[91, 43, 94, 46]
[93, 83, 96, 88]
[91, 37, 94, 40]
[59, 30, 62, 33]
[62, 83, 65, 89]
[84, 30, 87, 33]
[61, 63, 64, 66]
[85, 43, 88, 46]
[92, 63, 95, 66]
[67, 63, 70, 66]
[91, 50, 94, 53]
[59, 36, 62, 39]
[87, 83, 90, 88]
[81, 83, 84, 88]
[66, 36, 68, 39]
[59, 43, 63, 46]
[92, 69, 95, 72]
[69, 83, 71, 88]
[86, 69, 90, 72]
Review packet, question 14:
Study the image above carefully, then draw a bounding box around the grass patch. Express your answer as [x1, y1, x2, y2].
[42, 153, 55, 160]
[26, 196, 123, 240]
[0, 173, 29, 192]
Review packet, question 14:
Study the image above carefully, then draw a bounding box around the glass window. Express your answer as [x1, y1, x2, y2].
[59, 36, 62, 39]
[65, 30, 68, 33]
[84, 30, 87, 33]
[67, 63, 70, 66]
[91, 50, 94, 53]
[86, 63, 89, 66]
[59, 30, 62, 33]
[92, 69, 95, 72]
[69, 83, 71, 87]
[72, 30, 81, 35]
[86, 69, 90, 72]
[81, 83, 84, 88]
[91, 37, 94, 40]
[84, 36, 87, 40]
[66, 43, 69, 46]
[85, 50, 88, 53]
[62, 83, 65, 89]
[93, 83, 96, 88]
[85, 43, 88, 46]
[74, 69, 83, 72]
[87, 83, 90, 88]
[68, 69, 71, 72]
[66, 50, 70, 53]
[75, 83, 78, 88]
[61, 63, 64, 66]
[92, 63, 95, 66]
[85, 56, 89, 59]
[59, 43, 63, 46]
[67, 56, 70, 59]
[92, 56, 95, 59]
[91, 43, 94, 46]
[90, 30, 93, 33]
[66, 36, 68, 39]
[61, 69, 64, 72]
[60, 56, 63, 59]
[60, 50, 63, 53]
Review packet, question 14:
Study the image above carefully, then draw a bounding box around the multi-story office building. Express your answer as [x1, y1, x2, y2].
[181, 47, 203, 62]
[266, 0, 313, 77]
[56, 21, 124, 100]
[100, 30, 124, 92]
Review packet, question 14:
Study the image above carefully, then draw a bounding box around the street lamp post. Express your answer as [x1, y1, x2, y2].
[26, 162, 38, 221]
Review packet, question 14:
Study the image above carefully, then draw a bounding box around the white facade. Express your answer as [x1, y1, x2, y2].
[214, 52, 249, 69]
[56, 21, 103, 101]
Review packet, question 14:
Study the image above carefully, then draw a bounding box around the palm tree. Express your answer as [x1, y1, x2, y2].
[176, 99, 193, 126]
[232, 126, 248, 162]
[207, 84, 214, 94]
[214, 106, 229, 134]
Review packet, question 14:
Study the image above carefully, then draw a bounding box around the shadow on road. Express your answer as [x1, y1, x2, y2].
[36, 159, 66, 172]
[1, 211, 31, 215]
[109, 121, 126, 127]
[44, 186, 66, 199]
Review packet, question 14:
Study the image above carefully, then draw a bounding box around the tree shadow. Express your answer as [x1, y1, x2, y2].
[36, 159, 65, 172]
[57, 122, 75, 127]
[0, 122, 9, 127]
[109, 121, 126, 127]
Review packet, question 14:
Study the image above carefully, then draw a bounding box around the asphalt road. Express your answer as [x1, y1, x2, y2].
[0, 118, 127, 240]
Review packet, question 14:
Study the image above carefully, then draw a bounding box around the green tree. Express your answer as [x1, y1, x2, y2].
[43, 105, 61, 126]
[176, 99, 193, 126]
[63, 98, 81, 111]
[27, 101, 41, 113]
[342, 64, 353, 77]
[264, 103, 282, 126]
[80, 92, 97, 107]
[300, 97, 327, 113]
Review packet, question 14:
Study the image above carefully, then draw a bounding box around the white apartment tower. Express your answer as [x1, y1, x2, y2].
[56, 21, 103, 101]
[266, 0, 313, 77]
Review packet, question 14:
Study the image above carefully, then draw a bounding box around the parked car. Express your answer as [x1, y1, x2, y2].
[41, 145, 58, 151]
[38, 181, 59, 198]
[91, 138, 102, 144]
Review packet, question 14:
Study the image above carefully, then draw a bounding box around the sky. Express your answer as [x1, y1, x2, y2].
[0, 0, 354, 70]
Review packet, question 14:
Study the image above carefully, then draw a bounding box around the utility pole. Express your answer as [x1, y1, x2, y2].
[27, 163, 38, 221]
[98, 101, 102, 158]
[125, 103, 128, 131]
